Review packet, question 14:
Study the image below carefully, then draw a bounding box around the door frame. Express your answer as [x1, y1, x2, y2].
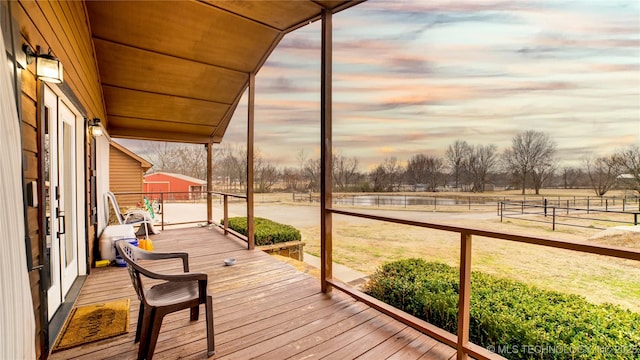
[41, 84, 86, 320]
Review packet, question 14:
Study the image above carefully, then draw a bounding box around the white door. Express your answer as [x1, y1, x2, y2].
[44, 86, 80, 319]
[59, 102, 78, 295]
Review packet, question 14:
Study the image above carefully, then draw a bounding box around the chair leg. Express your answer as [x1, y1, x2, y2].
[190, 306, 199, 321]
[206, 296, 215, 357]
[145, 311, 165, 360]
[135, 302, 144, 343]
[137, 307, 154, 360]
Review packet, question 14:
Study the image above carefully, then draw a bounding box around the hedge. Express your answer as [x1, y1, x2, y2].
[365, 259, 640, 360]
[223, 217, 301, 246]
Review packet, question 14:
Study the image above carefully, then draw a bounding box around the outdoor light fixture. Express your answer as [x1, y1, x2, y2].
[88, 118, 103, 137]
[22, 44, 64, 84]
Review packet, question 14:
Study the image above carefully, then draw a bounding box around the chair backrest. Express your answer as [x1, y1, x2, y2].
[105, 191, 125, 224]
[116, 240, 145, 302]
[115, 240, 195, 306]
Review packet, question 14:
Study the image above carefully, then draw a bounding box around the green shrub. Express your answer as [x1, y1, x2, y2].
[366, 259, 640, 360]
[223, 217, 301, 246]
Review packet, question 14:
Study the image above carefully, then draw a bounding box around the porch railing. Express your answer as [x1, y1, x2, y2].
[325, 207, 640, 360]
[112, 191, 246, 232]
[209, 191, 247, 237]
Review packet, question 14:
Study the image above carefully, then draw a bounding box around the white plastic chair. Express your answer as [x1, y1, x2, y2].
[105, 191, 153, 238]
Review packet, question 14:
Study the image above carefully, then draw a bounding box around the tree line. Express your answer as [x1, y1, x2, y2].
[144, 130, 640, 196]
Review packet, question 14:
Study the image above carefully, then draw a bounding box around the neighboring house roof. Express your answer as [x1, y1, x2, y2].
[145, 172, 207, 185]
[110, 141, 153, 171]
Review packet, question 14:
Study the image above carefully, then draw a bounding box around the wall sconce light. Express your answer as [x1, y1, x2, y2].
[22, 44, 64, 84]
[88, 118, 103, 137]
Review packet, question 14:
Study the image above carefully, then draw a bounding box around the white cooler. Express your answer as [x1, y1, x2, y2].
[99, 224, 136, 260]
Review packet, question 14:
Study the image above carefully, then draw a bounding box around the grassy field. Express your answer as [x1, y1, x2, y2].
[284, 190, 640, 312]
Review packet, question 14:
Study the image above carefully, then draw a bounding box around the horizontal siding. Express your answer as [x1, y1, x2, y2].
[14, 0, 105, 357]
[110, 147, 144, 207]
[16, 0, 105, 120]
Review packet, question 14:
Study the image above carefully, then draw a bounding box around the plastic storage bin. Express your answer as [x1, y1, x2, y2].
[99, 224, 136, 261]
[114, 238, 139, 266]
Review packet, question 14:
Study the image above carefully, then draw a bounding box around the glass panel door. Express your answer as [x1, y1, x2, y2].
[44, 86, 61, 320]
[59, 102, 78, 295]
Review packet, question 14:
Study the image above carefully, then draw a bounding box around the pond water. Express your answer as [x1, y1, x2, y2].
[333, 195, 491, 206]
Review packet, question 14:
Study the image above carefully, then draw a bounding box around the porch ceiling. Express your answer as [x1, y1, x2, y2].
[86, 0, 362, 144]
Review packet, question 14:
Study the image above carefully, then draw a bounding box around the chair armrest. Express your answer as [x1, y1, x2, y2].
[123, 209, 153, 223]
[135, 248, 190, 272]
[145, 271, 207, 283]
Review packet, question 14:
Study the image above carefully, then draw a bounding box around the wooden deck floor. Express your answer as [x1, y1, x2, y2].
[50, 227, 456, 360]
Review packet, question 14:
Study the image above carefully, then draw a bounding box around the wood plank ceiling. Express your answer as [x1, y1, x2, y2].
[86, 0, 362, 144]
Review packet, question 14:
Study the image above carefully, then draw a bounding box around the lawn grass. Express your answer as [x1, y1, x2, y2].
[237, 190, 639, 312]
[300, 213, 640, 312]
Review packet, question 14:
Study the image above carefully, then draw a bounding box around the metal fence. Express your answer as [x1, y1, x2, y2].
[499, 200, 640, 231]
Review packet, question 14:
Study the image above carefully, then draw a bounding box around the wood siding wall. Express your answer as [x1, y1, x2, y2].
[10, 1, 105, 358]
[109, 145, 145, 207]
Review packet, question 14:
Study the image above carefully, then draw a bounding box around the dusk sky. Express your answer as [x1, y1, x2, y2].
[120, 0, 640, 170]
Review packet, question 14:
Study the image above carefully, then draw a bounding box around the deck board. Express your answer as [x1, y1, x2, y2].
[49, 227, 455, 359]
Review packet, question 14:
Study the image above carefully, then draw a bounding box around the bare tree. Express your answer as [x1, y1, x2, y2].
[502, 130, 556, 195]
[406, 154, 444, 191]
[560, 167, 585, 189]
[333, 152, 360, 191]
[254, 153, 280, 193]
[303, 158, 321, 192]
[146, 142, 207, 179]
[296, 149, 309, 174]
[612, 145, 640, 194]
[281, 167, 302, 191]
[445, 140, 470, 189]
[466, 144, 498, 192]
[531, 159, 556, 195]
[213, 143, 246, 191]
[584, 154, 619, 196]
[370, 157, 403, 192]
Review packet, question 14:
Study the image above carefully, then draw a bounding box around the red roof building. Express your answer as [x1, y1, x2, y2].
[143, 172, 207, 201]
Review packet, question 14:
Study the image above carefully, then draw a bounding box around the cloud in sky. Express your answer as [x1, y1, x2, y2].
[124, 0, 639, 171]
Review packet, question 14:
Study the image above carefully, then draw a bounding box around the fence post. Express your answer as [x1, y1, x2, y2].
[606, 199, 608, 212]
[552, 207, 556, 231]
[468, 196, 471, 210]
[223, 195, 229, 235]
[587, 198, 590, 214]
[544, 198, 548, 217]
[566, 200, 570, 215]
[500, 202, 503, 222]
[160, 192, 165, 231]
[623, 197, 626, 212]
[635, 213, 638, 226]
[404, 195, 407, 208]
